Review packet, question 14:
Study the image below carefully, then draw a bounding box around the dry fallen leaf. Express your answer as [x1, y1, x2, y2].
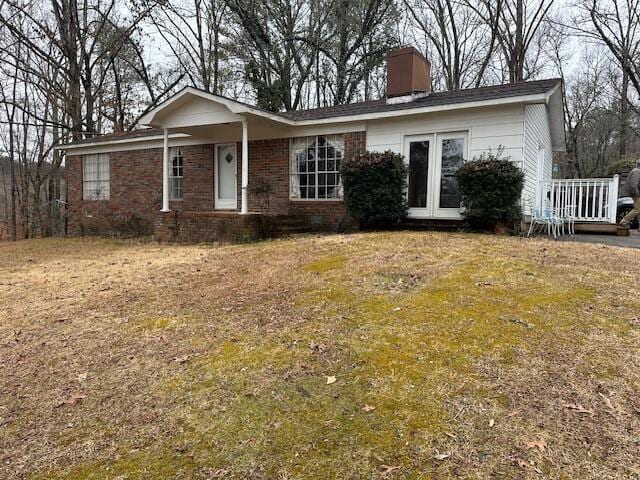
[379, 464, 400, 477]
[362, 404, 376, 412]
[434, 453, 450, 461]
[326, 376, 336, 385]
[598, 393, 616, 415]
[525, 438, 547, 452]
[564, 403, 595, 416]
[56, 393, 86, 408]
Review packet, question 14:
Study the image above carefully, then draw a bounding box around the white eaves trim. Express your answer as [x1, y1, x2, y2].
[53, 132, 191, 151]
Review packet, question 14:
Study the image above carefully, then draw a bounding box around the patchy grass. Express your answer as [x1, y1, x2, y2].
[1, 233, 639, 479]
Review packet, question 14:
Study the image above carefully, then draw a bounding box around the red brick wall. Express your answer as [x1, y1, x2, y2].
[67, 145, 215, 235]
[67, 148, 162, 236]
[154, 211, 262, 243]
[248, 131, 365, 230]
[66, 131, 366, 237]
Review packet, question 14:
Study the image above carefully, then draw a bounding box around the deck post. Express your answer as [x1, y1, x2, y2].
[162, 128, 170, 212]
[241, 119, 249, 214]
[608, 175, 620, 224]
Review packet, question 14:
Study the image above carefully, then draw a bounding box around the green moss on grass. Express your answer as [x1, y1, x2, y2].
[134, 316, 180, 331]
[33, 448, 199, 480]
[301, 255, 346, 273]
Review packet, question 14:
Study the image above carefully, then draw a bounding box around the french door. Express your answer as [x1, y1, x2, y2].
[404, 131, 468, 219]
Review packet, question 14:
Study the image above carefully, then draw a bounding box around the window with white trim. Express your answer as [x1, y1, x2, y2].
[82, 153, 110, 200]
[290, 134, 344, 200]
[169, 147, 183, 200]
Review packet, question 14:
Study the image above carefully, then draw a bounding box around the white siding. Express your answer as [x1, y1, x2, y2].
[522, 103, 553, 213]
[366, 104, 526, 164]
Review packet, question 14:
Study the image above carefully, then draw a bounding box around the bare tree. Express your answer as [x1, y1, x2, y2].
[223, 0, 324, 111]
[151, 0, 229, 94]
[467, 0, 555, 83]
[318, 0, 398, 105]
[0, 0, 160, 140]
[404, 0, 501, 90]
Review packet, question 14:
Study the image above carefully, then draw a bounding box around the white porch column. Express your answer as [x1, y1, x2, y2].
[161, 128, 170, 212]
[241, 119, 249, 214]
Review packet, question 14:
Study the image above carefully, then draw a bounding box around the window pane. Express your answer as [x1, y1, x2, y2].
[439, 138, 465, 209]
[83, 154, 109, 200]
[408, 141, 429, 208]
[327, 159, 335, 172]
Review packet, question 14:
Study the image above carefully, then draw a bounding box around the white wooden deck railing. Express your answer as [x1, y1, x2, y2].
[539, 176, 620, 223]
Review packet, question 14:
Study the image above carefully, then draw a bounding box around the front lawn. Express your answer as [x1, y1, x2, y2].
[1, 232, 639, 479]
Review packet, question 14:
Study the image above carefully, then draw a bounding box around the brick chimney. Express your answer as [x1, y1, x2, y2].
[386, 47, 431, 104]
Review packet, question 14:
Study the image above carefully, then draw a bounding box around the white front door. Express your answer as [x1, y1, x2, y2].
[215, 143, 237, 209]
[404, 131, 468, 219]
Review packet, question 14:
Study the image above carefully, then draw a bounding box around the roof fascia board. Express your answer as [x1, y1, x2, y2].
[58, 136, 212, 155]
[54, 132, 190, 151]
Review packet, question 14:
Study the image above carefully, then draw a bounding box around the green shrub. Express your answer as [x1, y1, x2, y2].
[341, 150, 408, 229]
[455, 150, 524, 230]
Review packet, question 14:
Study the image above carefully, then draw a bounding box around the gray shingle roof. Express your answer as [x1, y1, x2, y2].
[279, 78, 561, 121]
[62, 78, 560, 147]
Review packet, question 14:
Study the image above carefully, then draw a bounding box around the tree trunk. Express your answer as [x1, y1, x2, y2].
[619, 67, 629, 161]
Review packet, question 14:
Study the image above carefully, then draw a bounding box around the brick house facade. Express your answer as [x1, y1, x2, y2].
[59, 49, 565, 242]
[66, 132, 366, 240]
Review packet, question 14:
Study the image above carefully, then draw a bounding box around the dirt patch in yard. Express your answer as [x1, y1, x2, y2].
[0, 232, 639, 479]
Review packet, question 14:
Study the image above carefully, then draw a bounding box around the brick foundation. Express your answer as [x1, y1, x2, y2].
[66, 131, 366, 242]
[154, 211, 263, 243]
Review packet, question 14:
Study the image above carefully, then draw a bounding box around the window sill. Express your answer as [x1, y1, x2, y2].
[289, 198, 344, 202]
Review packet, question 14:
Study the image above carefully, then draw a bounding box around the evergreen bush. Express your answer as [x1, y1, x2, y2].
[455, 150, 524, 230]
[341, 150, 408, 229]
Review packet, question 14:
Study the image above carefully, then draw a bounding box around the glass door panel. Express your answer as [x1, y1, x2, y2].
[434, 132, 467, 218]
[408, 141, 429, 208]
[438, 138, 465, 209]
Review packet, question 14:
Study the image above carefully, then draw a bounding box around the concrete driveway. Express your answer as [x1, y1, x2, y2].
[557, 229, 640, 249]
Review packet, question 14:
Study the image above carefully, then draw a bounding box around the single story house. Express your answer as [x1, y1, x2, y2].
[58, 47, 565, 242]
